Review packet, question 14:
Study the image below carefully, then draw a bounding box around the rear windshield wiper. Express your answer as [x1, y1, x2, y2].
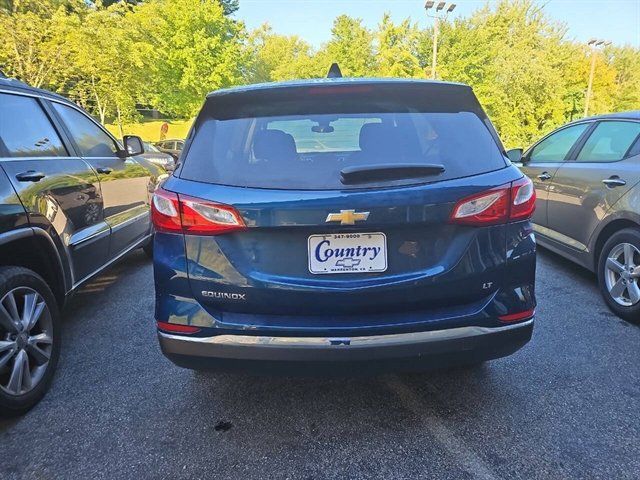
[340, 163, 445, 185]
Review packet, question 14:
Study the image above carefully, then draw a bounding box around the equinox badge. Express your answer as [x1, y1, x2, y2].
[202, 291, 246, 301]
[325, 209, 370, 225]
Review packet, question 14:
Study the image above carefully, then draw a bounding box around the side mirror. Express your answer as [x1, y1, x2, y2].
[506, 148, 523, 164]
[123, 135, 144, 156]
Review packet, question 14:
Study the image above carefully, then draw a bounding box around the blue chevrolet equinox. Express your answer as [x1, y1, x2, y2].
[151, 77, 536, 374]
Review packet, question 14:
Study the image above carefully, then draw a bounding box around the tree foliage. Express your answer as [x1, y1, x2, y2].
[247, 24, 323, 83]
[324, 15, 375, 77]
[133, 0, 247, 117]
[0, 0, 637, 147]
[376, 14, 423, 78]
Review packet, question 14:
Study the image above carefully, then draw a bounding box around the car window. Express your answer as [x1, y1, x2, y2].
[176, 141, 184, 149]
[52, 103, 119, 158]
[529, 123, 590, 163]
[576, 121, 640, 162]
[0, 93, 67, 158]
[144, 142, 160, 153]
[183, 111, 506, 190]
[269, 117, 382, 152]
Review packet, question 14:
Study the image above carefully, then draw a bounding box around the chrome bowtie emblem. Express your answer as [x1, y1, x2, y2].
[325, 209, 370, 225]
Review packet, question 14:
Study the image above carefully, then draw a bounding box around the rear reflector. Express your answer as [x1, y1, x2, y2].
[151, 188, 246, 235]
[157, 321, 201, 334]
[449, 176, 536, 226]
[498, 308, 535, 323]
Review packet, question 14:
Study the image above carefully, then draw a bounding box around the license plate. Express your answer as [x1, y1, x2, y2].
[308, 232, 387, 274]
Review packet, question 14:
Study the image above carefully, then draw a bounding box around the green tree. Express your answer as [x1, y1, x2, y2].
[218, 0, 239, 15]
[95, 0, 239, 14]
[65, 1, 146, 130]
[324, 15, 374, 77]
[433, 0, 585, 146]
[247, 24, 324, 82]
[0, 0, 83, 88]
[375, 14, 423, 78]
[607, 45, 640, 112]
[133, 0, 248, 117]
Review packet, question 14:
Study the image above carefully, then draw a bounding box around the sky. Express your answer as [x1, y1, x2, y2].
[235, 0, 640, 48]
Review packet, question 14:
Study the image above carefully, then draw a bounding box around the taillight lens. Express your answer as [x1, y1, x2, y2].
[450, 176, 536, 226]
[510, 176, 536, 220]
[151, 189, 181, 233]
[151, 188, 246, 235]
[450, 187, 510, 225]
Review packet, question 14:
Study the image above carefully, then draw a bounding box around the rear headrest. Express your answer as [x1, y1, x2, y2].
[253, 129, 297, 162]
[360, 122, 420, 158]
[609, 129, 635, 156]
[359, 123, 389, 153]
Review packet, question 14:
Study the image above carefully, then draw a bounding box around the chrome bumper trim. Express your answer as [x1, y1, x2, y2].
[158, 319, 533, 349]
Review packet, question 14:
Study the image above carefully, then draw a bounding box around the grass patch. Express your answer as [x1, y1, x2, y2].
[104, 119, 193, 142]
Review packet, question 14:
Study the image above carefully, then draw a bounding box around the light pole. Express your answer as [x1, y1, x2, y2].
[425, 1, 456, 80]
[584, 38, 611, 117]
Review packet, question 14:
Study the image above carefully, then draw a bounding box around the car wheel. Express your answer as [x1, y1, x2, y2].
[598, 228, 640, 323]
[0, 267, 60, 416]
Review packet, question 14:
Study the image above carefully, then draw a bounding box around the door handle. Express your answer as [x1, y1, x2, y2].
[15, 171, 46, 182]
[602, 177, 626, 188]
[537, 172, 552, 181]
[96, 167, 113, 175]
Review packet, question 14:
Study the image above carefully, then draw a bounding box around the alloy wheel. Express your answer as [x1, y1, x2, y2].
[604, 242, 640, 307]
[0, 287, 53, 396]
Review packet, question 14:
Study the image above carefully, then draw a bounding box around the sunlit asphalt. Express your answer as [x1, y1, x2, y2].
[1, 248, 638, 479]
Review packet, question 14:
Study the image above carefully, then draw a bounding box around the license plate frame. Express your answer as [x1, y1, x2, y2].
[307, 232, 388, 275]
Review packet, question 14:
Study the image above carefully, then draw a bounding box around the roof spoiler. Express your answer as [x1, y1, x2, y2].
[327, 63, 342, 78]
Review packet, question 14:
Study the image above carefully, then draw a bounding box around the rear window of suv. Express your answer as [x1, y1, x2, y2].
[181, 83, 507, 190]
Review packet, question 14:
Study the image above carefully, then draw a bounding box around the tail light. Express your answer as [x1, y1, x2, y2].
[510, 176, 536, 220]
[151, 188, 246, 235]
[450, 176, 536, 226]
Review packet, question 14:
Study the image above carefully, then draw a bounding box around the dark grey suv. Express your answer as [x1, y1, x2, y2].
[0, 77, 163, 415]
[509, 111, 640, 321]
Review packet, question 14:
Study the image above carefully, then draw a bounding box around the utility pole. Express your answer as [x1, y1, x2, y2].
[425, 1, 456, 80]
[584, 38, 611, 117]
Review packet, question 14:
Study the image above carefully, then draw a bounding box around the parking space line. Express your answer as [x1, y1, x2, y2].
[383, 375, 499, 480]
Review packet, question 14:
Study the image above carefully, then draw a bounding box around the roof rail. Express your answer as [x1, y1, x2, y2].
[327, 63, 342, 78]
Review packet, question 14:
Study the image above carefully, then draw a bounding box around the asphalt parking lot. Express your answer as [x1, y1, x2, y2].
[1, 248, 639, 480]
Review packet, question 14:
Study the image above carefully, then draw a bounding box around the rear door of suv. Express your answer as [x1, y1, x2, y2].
[49, 102, 152, 259]
[0, 91, 108, 283]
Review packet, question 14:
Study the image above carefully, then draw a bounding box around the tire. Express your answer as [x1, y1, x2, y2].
[0, 267, 60, 416]
[142, 241, 154, 259]
[142, 235, 154, 259]
[597, 228, 640, 323]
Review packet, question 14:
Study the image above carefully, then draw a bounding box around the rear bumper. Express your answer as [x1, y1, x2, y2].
[158, 319, 533, 374]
